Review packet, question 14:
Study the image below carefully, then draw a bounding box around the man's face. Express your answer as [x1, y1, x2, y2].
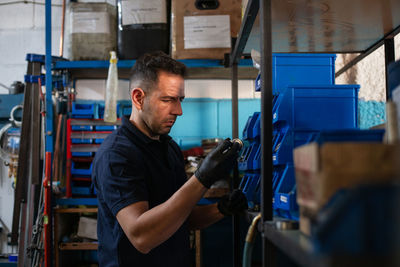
[141, 71, 185, 138]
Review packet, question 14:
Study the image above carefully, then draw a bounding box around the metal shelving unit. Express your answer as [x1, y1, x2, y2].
[229, 0, 400, 266]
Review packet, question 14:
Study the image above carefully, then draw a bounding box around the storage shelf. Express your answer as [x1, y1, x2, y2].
[53, 59, 257, 80]
[231, 0, 400, 66]
[54, 207, 98, 214]
[59, 242, 98, 251]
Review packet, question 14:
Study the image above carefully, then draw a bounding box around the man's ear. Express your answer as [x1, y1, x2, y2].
[131, 88, 145, 110]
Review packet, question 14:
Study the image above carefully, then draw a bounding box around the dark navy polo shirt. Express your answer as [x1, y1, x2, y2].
[92, 116, 190, 267]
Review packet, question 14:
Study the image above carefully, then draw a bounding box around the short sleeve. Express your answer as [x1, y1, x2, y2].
[94, 149, 148, 216]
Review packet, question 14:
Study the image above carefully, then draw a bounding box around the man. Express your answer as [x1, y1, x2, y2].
[92, 51, 247, 267]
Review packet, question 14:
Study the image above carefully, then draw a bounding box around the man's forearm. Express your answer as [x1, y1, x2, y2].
[187, 204, 224, 230]
[120, 175, 207, 253]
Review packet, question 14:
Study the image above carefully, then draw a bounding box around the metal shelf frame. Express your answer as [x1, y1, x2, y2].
[229, 0, 400, 267]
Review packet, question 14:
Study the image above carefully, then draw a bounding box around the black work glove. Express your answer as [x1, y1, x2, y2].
[217, 189, 248, 216]
[195, 138, 241, 188]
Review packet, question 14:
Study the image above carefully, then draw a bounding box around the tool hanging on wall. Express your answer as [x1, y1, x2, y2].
[0, 104, 23, 187]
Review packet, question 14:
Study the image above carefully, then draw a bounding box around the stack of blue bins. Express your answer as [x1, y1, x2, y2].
[70, 101, 132, 196]
[240, 54, 361, 220]
[239, 112, 261, 210]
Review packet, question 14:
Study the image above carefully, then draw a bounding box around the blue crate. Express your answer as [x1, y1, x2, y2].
[71, 125, 93, 131]
[238, 141, 261, 171]
[273, 85, 359, 130]
[256, 54, 336, 94]
[71, 161, 92, 176]
[71, 103, 95, 118]
[71, 186, 92, 196]
[71, 138, 93, 144]
[117, 103, 132, 118]
[71, 152, 93, 157]
[242, 112, 261, 140]
[315, 129, 385, 144]
[95, 125, 117, 131]
[239, 173, 260, 209]
[94, 138, 105, 144]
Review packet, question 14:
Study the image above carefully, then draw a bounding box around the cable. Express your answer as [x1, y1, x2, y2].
[0, 1, 62, 7]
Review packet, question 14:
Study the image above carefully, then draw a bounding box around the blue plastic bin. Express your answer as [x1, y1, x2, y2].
[273, 85, 359, 130]
[71, 161, 93, 176]
[71, 138, 92, 144]
[239, 173, 261, 209]
[315, 129, 385, 144]
[71, 103, 95, 118]
[238, 141, 261, 171]
[71, 152, 93, 157]
[95, 125, 117, 131]
[242, 112, 261, 140]
[256, 54, 336, 94]
[71, 125, 93, 131]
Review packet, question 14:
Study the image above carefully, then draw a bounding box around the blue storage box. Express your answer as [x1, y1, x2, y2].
[238, 141, 261, 171]
[71, 125, 93, 131]
[315, 129, 385, 144]
[256, 54, 336, 94]
[239, 173, 261, 209]
[71, 161, 93, 176]
[94, 138, 105, 144]
[273, 85, 359, 130]
[72, 103, 95, 118]
[95, 125, 117, 131]
[71, 138, 92, 144]
[71, 186, 92, 196]
[242, 112, 261, 140]
[72, 152, 93, 157]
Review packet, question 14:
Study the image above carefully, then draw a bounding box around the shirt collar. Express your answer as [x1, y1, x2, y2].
[121, 116, 171, 145]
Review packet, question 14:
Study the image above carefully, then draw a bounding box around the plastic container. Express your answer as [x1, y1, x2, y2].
[65, 2, 116, 61]
[117, 0, 170, 59]
[238, 141, 261, 171]
[255, 54, 336, 95]
[71, 125, 93, 131]
[239, 173, 261, 209]
[242, 112, 261, 140]
[104, 51, 118, 123]
[71, 103, 95, 119]
[71, 161, 93, 177]
[273, 85, 359, 130]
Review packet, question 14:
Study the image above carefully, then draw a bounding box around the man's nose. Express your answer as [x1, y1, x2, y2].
[172, 101, 183, 116]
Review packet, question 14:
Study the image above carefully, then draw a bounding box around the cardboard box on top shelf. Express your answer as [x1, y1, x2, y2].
[294, 142, 400, 235]
[171, 0, 242, 59]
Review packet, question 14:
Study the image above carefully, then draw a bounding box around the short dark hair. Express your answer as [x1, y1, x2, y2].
[129, 51, 187, 94]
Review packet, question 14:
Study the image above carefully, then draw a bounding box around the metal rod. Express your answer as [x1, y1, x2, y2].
[45, 1, 54, 266]
[260, 0, 274, 265]
[59, 0, 66, 57]
[335, 25, 400, 78]
[384, 37, 395, 100]
[229, 0, 259, 66]
[231, 63, 240, 267]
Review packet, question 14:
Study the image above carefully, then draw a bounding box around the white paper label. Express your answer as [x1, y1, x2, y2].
[121, 0, 166, 25]
[392, 86, 400, 137]
[280, 195, 288, 203]
[72, 12, 109, 34]
[184, 15, 231, 49]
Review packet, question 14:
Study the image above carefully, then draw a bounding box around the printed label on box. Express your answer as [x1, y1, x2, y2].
[71, 12, 110, 34]
[121, 0, 166, 25]
[184, 15, 231, 49]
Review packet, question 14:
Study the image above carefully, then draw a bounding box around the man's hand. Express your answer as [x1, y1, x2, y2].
[217, 189, 248, 216]
[194, 138, 241, 188]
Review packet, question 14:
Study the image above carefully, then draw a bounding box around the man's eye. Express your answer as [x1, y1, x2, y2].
[162, 99, 171, 103]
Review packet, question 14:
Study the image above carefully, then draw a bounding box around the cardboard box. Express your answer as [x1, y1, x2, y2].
[171, 0, 242, 59]
[294, 142, 400, 216]
[77, 216, 98, 240]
